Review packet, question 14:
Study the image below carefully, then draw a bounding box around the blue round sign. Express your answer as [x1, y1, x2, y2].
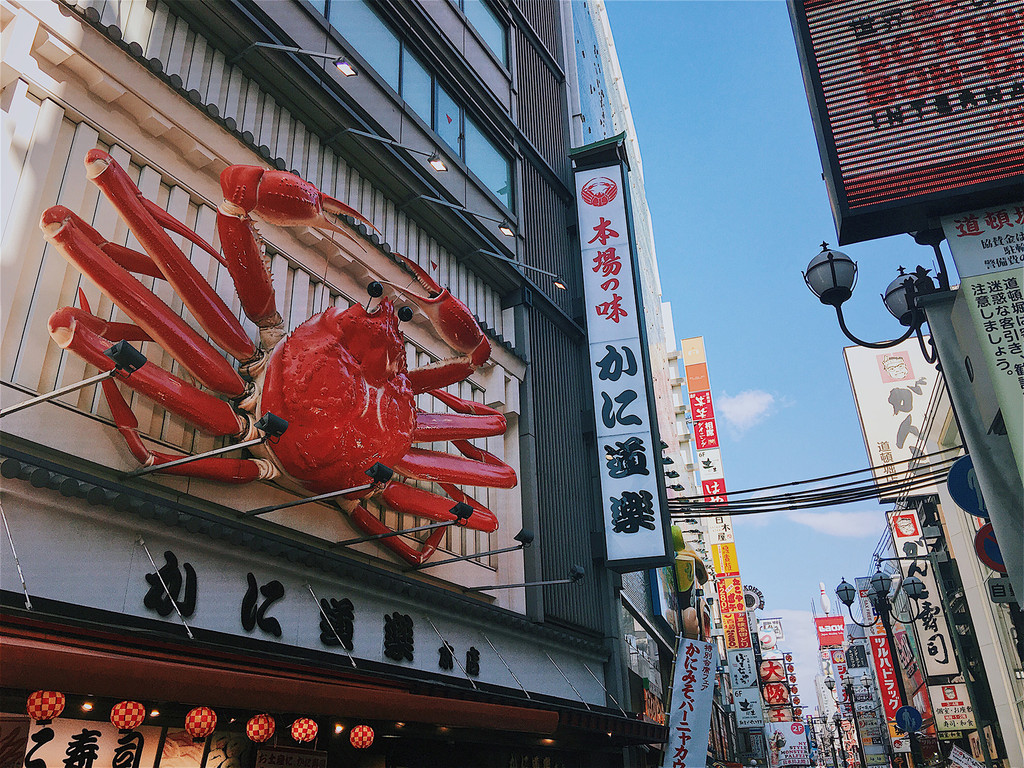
[975, 523, 1006, 574]
[947, 455, 988, 518]
[894, 705, 922, 734]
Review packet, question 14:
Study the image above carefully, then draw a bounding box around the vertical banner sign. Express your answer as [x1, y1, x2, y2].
[856, 576, 880, 634]
[728, 649, 758, 688]
[941, 203, 1024, 482]
[870, 634, 902, 722]
[844, 340, 939, 499]
[665, 638, 716, 768]
[929, 684, 977, 735]
[576, 161, 670, 571]
[887, 508, 959, 676]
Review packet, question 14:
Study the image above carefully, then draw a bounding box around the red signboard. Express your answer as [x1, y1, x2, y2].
[688, 390, 715, 421]
[789, 0, 1024, 243]
[723, 612, 752, 649]
[870, 634, 902, 721]
[693, 419, 719, 449]
[815, 616, 846, 647]
[717, 576, 746, 614]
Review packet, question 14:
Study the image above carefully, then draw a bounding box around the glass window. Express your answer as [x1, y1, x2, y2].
[308, 0, 327, 16]
[401, 50, 432, 123]
[434, 83, 462, 156]
[463, 0, 507, 65]
[465, 117, 512, 209]
[329, 0, 400, 90]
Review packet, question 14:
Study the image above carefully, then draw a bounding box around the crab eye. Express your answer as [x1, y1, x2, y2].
[397, 306, 414, 322]
[366, 281, 384, 298]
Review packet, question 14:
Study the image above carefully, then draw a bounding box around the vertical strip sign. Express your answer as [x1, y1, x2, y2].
[941, 202, 1024, 482]
[665, 637, 717, 768]
[576, 160, 671, 570]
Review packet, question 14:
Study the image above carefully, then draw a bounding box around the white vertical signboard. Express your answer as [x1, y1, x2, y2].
[575, 162, 669, 570]
[664, 637, 716, 768]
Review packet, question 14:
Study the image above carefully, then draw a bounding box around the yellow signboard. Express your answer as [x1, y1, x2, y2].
[712, 542, 739, 577]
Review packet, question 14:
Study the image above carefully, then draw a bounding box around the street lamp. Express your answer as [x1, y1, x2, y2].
[832, 712, 848, 768]
[836, 572, 924, 762]
[803, 243, 940, 363]
[841, 673, 870, 768]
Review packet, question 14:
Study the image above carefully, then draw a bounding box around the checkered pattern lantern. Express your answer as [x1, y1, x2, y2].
[246, 714, 275, 742]
[349, 724, 374, 749]
[184, 707, 217, 741]
[290, 718, 318, 743]
[110, 701, 146, 731]
[26, 691, 65, 723]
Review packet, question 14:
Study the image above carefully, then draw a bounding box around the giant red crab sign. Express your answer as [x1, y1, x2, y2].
[41, 150, 516, 564]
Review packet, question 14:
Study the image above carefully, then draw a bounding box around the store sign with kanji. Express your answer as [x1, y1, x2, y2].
[576, 162, 669, 570]
[930, 684, 977, 735]
[941, 202, 1024, 481]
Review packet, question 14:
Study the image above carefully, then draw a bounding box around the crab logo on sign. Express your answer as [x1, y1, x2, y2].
[581, 177, 618, 207]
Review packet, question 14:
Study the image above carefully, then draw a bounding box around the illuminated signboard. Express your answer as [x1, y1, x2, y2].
[788, 0, 1024, 244]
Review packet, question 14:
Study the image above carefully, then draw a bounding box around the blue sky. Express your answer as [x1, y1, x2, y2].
[603, 0, 948, 694]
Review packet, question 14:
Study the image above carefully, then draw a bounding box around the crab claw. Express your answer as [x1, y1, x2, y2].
[402, 288, 491, 394]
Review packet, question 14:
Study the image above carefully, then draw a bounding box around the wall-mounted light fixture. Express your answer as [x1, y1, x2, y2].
[339, 128, 448, 173]
[127, 412, 288, 478]
[471, 249, 567, 291]
[464, 564, 584, 592]
[230, 42, 357, 76]
[404, 195, 514, 237]
[410, 528, 534, 571]
[1, 341, 147, 419]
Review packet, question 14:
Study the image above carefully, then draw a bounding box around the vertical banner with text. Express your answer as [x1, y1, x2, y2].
[575, 154, 671, 571]
[665, 638, 716, 768]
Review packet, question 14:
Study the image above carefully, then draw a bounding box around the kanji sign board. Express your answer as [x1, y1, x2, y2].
[575, 155, 671, 571]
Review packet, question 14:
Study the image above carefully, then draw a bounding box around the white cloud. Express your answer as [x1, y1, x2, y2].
[785, 510, 883, 538]
[716, 389, 775, 433]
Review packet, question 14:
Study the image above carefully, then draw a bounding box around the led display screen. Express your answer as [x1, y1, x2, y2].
[789, 0, 1024, 243]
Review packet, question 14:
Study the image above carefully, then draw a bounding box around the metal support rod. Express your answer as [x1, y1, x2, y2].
[244, 483, 374, 517]
[544, 652, 591, 711]
[425, 616, 477, 690]
[411, 542, 524, 570]
[0, 501, 32, 610]
[0, 370, 115, 419]
[464, 576, 576, 592]
[330, 520, 454, 549]
[472, 249, 560, 278]
[482, 633, 531, 699]
[138, 537, 194, 639]
[128, 436, 266, 477]
[230, 42, 341, 65]
[306, 584, 357, 668]
[582, 662, 626, 717]
[341, 129, 433, 157]
[415, 196, 504, 224]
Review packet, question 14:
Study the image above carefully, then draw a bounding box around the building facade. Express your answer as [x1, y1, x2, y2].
[1, 0, 673, 764]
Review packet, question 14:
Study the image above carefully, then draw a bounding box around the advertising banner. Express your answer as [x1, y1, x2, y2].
[576, 161, 670, 571]
[856, 576, 880, 634]
[949, 744, 986, 768]
[815, 616, 846, 647]
[766, 721, 810, 768]
[846, 642, 869, 669]
[706, 514, 734, 544]
[941, 202, 1024, 481]
[665, 638, 716, 768]
[930, 684, 977, 734]
[728, 649, 758, 689]
[717, 576, 746, 614]
[870, 634, 902, 721]
[734, 686, 766, 729]
[844, 340, 939, 499]
[759, 617, 785, 642]
[20, 719, 162, 768]
[712, 542, 740, 578]
[723, 612, 753, 650]
[887, 508, 959, 676]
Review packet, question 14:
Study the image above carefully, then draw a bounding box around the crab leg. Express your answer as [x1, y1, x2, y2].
[396, 438, 517, 489]
[41, 206, 246, 398]
[215, 211, 281, 329]
[413, 389, 506, 441]
[84, 149, 257, 363]
[49, 304, 244, 436]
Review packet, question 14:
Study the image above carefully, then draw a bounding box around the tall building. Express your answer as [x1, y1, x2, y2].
[0, 0, 674, 764]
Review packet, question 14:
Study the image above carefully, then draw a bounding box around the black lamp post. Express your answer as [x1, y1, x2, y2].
[836, 572, 924, 763]
[803, 243, 940, 363]
[832, 712, 849, 768]
[827, 672, 871, 768]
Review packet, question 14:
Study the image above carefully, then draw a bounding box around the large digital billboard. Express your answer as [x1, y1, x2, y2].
[789, 0, 1024, 244]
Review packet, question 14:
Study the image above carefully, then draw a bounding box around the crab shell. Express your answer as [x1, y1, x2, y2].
[259, 298, 416, 493]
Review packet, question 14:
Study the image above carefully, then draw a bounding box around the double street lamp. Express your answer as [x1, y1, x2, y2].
[836, 571, 924, 760]
[826, 672, 871, 768]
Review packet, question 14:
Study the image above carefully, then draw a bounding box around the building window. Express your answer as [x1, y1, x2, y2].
[459, 0, 508, 65]
[324, 0, 513, 210]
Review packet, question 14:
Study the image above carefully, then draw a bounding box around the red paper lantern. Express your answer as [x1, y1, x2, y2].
[26, 691, 65, 723]
[349, 724, 374, 749]
[290, 718, 318, 743]
[184, 707, 217, 741]
[763, 682, 790, 705]
[110, 701, 146, 731]
[246, 714, 275, 743]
